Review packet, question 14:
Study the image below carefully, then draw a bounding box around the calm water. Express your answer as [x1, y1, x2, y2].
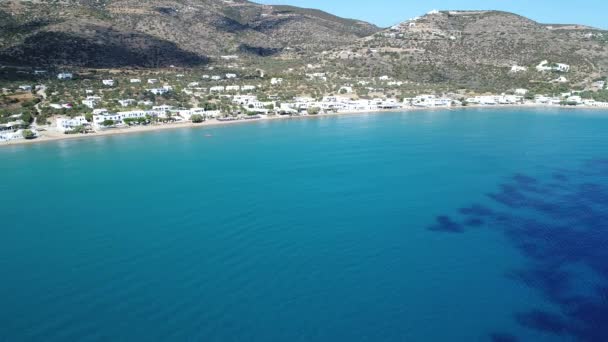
[1, 108, 608, 341]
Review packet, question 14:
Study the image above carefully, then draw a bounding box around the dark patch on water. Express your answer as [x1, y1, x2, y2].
[515, 310, 567, 334]
[428, 160, 608, 341]
[428, 215, 464, 233]
[489, 332, 519, 342]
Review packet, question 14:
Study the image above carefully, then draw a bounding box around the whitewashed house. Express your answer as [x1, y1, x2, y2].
[149, 88, 170, 95]
[82, 96, 101, 109]
[241, 85, 256, 91]
[102, 79, 115, 86]
[56, 116, 88, 132]
[515, 88, 529, 95]
[118, 99, 136, 107]
[536, 60, 570, 72]
[271, 78, 283, 85]
[57, 73, 73, 80]
[411, 95, 451, 107]
[226, 85, 240, 91]
[18, 85, 32, 91]
[211, 75, 222, 81]
[130, 78, 141, 83]
[510, 65, 528, 73]
[226, 73, 237, 79]
[147, 79, 159, 84]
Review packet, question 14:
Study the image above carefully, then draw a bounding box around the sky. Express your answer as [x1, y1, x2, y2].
[256, 0, 608, 29]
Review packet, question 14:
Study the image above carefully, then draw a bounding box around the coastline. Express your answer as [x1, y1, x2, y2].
[2, 104, 607, 148]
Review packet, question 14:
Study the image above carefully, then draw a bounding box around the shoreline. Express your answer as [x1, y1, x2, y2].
[2, 104, 607, 148]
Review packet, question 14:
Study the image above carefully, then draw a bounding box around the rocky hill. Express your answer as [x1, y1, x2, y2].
[0, 0, 380, 67]
[322, 10, 608, 89]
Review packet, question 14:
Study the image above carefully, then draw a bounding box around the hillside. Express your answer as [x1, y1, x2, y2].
[0, 0, 380, 67]
[322, 10, 608, 89]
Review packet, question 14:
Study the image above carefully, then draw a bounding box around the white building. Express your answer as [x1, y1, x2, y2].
[56, 116, 88, 132]
[92, 111, 148, 129]
[118, 99, 136, 107]
[149, 88, 170, 95]
[102, 79, 115, 86]
[82, 96, 102, 109]
[241, 85, 256, 91]
[411, 95, 451, 107]
[514, 88, 529, 95]
[510, 65, 528, 73]
[130, 78, 141, 83]
[536, 60, 570, 72]
[18, 85, 32, 91]
[147, 79, 159, 84]
[225, 73, 237, 79]
[57, 73, 73, 80]
[226, 85, 240, 91]
[233, 95, 258, 105]
[211, 75, 222, 81]
[271, 78, 283, 85]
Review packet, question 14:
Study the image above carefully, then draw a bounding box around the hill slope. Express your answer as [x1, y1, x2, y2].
[322, 10, 608, 89]
[0, 0, 380, 67]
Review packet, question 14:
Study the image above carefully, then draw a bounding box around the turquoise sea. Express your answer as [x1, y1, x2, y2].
[1, 108, 608, 341]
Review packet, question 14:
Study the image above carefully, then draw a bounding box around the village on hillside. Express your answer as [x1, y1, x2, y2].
[1, 56, 607, 144]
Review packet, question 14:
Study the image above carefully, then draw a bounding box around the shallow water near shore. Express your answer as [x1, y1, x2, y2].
[1, 107, 608, 341]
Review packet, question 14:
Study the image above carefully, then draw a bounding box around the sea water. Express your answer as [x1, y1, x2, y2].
[1, 108, 607, 341]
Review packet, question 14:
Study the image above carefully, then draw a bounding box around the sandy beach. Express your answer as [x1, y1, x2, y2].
[2, 104, 607, 148]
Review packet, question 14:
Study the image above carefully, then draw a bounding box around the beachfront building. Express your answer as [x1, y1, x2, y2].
[411, 95, 452, 107]
[56, 116, 88, 132]
[0, 120, 31, 142]
[92, 110, 148, 129]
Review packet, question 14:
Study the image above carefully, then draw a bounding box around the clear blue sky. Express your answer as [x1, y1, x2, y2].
[256, 0, 608, 29]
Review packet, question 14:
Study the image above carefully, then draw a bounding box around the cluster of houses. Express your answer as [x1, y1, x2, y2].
[57, 106, 223, 131]
[0, 120, 37, 142]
